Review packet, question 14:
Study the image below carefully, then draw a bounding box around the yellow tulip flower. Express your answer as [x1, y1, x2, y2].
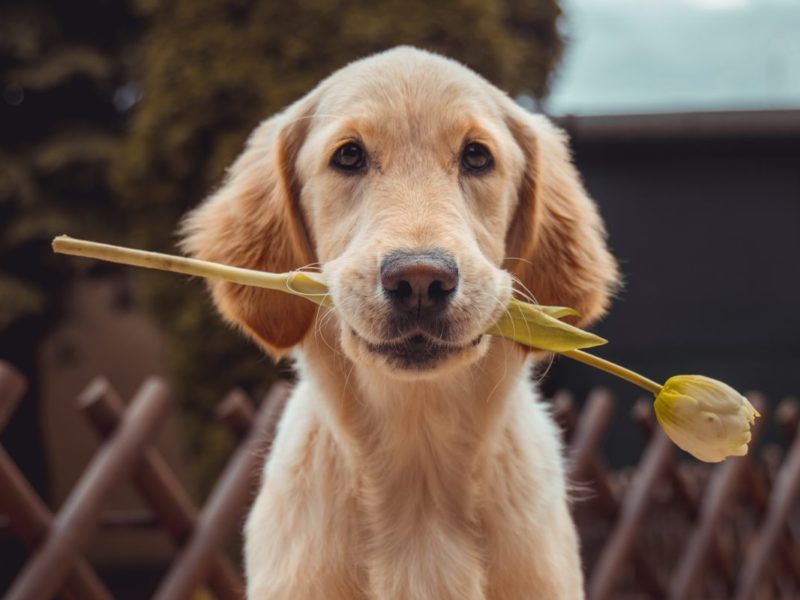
[52, 235, 761, 462]
[562, 350, 760, 462]
[653, 375, 760, 462]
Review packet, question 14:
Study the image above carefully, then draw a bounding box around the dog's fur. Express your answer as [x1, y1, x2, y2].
[182, 47, 618, 599]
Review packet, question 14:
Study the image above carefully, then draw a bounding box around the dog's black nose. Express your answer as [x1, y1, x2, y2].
[380, 250, 458, 314]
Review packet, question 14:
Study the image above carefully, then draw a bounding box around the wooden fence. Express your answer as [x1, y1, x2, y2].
[1, 358, 799, 599]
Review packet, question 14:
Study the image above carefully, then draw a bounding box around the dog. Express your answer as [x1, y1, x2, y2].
[182, 46, 618, 600]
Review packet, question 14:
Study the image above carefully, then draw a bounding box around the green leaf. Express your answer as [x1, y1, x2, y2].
[535, 305, 579, 319]
[487, 298, 607, 352]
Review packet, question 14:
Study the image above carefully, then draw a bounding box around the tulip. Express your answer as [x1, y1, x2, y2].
[653, 375, 759, 462]
[563, 351, 760, 462]
[52, 235, 760, 461]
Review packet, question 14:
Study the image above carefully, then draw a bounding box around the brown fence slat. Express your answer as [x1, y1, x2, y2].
[0, 449, 113, 600]
[81, 378, 245, 600]
[632, 400, 699, 519]
[588, 429, 673, 600]
[0, 360, 27, 431]
[0, 362, 111, 600]
[568, 388, 615, 482]
[632, 398, 733, 591]
[735, 400, 800, 599]
[152, 381, 290, 600]
[568, 391, 664, 597]
[746, 399, 800, 589]
[5, 359, 799, 599]
[669, 395, 767, 600]
[5, 377, 172, 600]
[217, 387, 257, 440]
[596, 400, 665, 598]
[567, 389, 619, 518]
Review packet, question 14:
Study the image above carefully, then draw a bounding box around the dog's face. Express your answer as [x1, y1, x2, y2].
[300, 63, 526, 375]
[182, 47, 618, 377]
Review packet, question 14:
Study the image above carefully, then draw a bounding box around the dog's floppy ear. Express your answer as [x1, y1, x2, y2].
[181, 99, 318, 357]
[503, 108, 619, 327]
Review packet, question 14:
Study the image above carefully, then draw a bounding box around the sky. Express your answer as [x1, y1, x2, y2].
[547, 0, 800, 115]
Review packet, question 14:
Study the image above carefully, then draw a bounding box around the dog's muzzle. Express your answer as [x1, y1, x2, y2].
[379, 249, 459, 338]
[350, 249, 478, 369]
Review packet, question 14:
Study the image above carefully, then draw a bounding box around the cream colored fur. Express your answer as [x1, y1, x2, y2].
[182, 47, 618, 599]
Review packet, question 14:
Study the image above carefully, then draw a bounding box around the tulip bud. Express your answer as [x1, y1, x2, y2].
[654, 375, 760, 462]
[49, 236, 763, 464]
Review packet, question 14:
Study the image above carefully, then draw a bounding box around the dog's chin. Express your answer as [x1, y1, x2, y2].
[343, 328, 489, 379]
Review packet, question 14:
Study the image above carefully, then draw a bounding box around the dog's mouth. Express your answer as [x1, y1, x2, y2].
[354, 329, 483, 369]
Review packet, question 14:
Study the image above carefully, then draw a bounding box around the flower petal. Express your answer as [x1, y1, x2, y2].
[487, 299, 607, 352]
[654, 375, 759, 463]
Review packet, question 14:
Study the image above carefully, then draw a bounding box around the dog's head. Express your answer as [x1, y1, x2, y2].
[182, 47, 618, 378]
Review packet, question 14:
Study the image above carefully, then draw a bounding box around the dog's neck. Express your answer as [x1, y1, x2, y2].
[298, 327, 533, 508]
[299, 330, 532, 449]
[296, 329, 535, 590]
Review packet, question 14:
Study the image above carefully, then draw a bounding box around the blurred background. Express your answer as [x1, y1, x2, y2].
[1, 0, 799, 597]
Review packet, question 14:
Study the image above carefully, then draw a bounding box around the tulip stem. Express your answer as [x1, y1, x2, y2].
[51, 235, 331, 302]
[562, 349, 663, 395]
[52, 236, 287, 288]
[51, 236, 666, 379]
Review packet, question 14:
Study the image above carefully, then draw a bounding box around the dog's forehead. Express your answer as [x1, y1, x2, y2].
[315, 49, 503, 133]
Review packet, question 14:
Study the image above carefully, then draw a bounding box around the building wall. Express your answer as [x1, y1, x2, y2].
[545, 118, 800, 463]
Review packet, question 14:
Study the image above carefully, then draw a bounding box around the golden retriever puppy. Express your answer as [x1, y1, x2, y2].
[182, 46, 618, 600]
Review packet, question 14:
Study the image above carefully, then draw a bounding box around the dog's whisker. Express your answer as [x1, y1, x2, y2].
[294, 262, 324, 273]
[487, 287, 556, 393]
[502, 256, 535, 266]
[509, 274, 540, 306]
[532, 350, 557, 387]
[339, 348, 358, 399]
[312, 308, 345, 358]
[484, 296, 515, 404]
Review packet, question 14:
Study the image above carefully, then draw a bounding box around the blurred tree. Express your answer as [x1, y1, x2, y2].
[113, 0, 564, 491]
[0, 0, 141, 587]
[0, 1, 141, 469]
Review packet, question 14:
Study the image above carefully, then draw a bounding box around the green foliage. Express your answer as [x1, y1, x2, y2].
[0, 1, 144, 505]
[110, 0, 564, 492]
[117, 0, 562, 218]
[1, 0, 564, 498]
[0, 1, 140, 340]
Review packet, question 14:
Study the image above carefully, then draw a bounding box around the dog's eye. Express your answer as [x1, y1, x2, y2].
[331, 142, 367, 172]
[461, 142, 493, 174]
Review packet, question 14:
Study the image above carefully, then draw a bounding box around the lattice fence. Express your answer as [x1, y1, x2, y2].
[1, 359, 798, 599]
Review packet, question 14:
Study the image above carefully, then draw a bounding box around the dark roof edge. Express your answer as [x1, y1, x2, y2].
[552, 109, 800, 143]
